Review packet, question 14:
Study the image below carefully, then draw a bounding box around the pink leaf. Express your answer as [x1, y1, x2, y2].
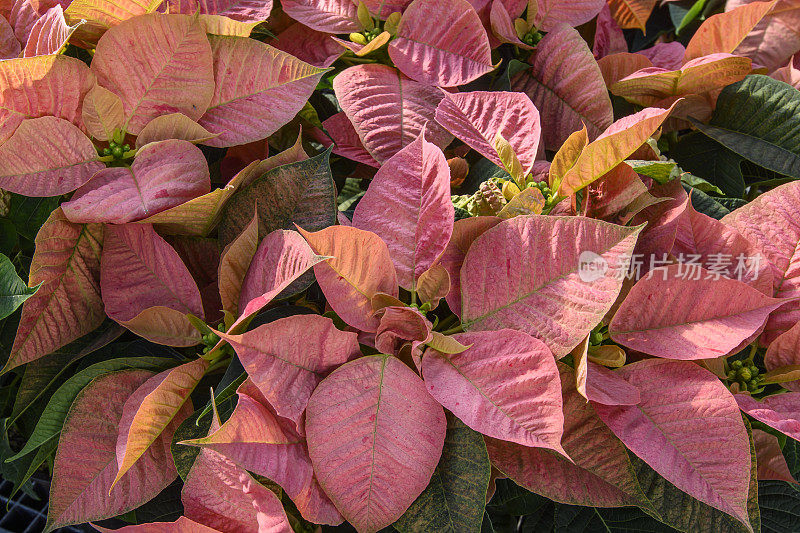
[0, 15, 21, 59]
[610, 264, 787, 359]
[374, 305, 432, 355]
[3, 209, 104, 374]
[316, 112, 380, 167]
[299, 225, 398, 332]
[306, 355, 446, 532]
[181, 403, 293, 533]
[361, 0, 412, 17]
[592, 359, 753, 529]
[736, 392, 800, 442]
[639, 41, 686, 70]
[63, 140, 211, 224]
[114, 359, 203, 488]
[722, 180, 800, 344]
[234, 229, 326, 326]
[765, 321, 800, 391]
[593, 3, 627, 59]
[135, 113, 217, 147]
[486, 363, 647, 507]
[332, 64, 452, 163]
[218, 315, 360, 426]
[489, 0, 532, 49]
[422, 329, 565, 452]
[435, 91, 541, 175]
[198, 36, 326, 147]
[582, 361, 641, 406]
[753, 429, 796, 483]
[0, 116, 103, 196]
[23, 5, 77, 56]
[388, 0, 493, 87]
[352, 132, 453, 289]
[511, 24, 613, 150]
[91, 14, 215, 134]
[101, 224, 204, 335]
[180, 382, 343, 525]
[167, 0, 272, 21]
[439, 216, 501, 317]
[460, 215, 641, 358]
[672, 200, 772, 295]
[728, 0, 800, 72]
[218, 210, 259, 317]
[534, 0, 605, 31]
[271, 22, 342, 67]
[46, 370, 177, 531]
[280, 0, 359, 33]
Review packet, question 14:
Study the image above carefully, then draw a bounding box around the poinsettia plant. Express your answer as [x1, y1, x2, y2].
[2, 0, 800, 532]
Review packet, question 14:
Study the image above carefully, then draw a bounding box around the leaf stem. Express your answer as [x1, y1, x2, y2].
[439, 324, 465, 336]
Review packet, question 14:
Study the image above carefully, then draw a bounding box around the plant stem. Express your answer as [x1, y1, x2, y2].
[440, 324, 465, 336]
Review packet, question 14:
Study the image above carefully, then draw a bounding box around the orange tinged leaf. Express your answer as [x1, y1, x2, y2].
[684, 0, 778, 62]
[597, 52, 654, 86]
[65, 0, 164, 43]
[218, 209, 259, 316]
[82, 84, 124, 141]
[135, 113, 217, 148]
[607, 0, 657, 31]
[3, 209, 104, 374]
[549, 124, 588, 192]
[112, 358, 208, 489]
[557, 104, 677, 197]
[299, 225, 398, 332]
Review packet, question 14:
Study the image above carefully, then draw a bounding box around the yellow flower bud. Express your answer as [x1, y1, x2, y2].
[349, 32, 368, 45]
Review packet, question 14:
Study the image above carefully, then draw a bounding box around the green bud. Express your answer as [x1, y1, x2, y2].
[102, 147, 112, 156]
[218, 322, 225, 331]
[590, 330, 604, 346]
[727, 370, 737, 381]
[747, 381, 759, 392]
[738, 368, 752, 381]
[111, 145, 124, 159]
[731, 360, 743, 370]
[109, 141, 118, 148]
[749, 365, 759, 376]
[202, 346, 209, 354]
[123, 144, 130, 152]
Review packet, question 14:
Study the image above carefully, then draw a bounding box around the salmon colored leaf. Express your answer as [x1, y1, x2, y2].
[753, 429, 796, 483]
[167, 0, 273, 22]
[306, 355, 446, 533]
[217, 315, 360, 426]
[299, 225, 398, 332]
[388, 0, 493, 87]
[581, 360, 641, 406]
[81, 84, 124, 142]
[684, 0, 777, 62]
[0, 15, 21, 58]
[534, 0, 604, 31]
[727, 0, 800, 72]
[64, 0, 163, 42]
[218, 150, 334, 248]
[135, 113, 217, 147]
[316, 112, 380, 167]
[100, 224, 204, 340]
[510, 24, 612, 150]
[557, 104, 676, 197]
[332, 63, 452, 163]
[439, 216, 501, 317]
[180, 382, 343, 525]
[722, 180, 800, 344]
[63, 140, 211, 224]
[374, 305, 432, 355]
[45, 370, 177, 532]
[198, 36, 326, 147]
[0, 55, 93, 135]
[352, 132, 453, 289]
[592, 359, 753, 529]
[0, 116, 103, 196]
[610, 264, 787, 359]
[735, 392, 800, 442]
[486, 363, 649, 508]
[765, 321, 800, 391]
[2, 209, 104, 374]
[218, 210, 259, 317]
[228, 230, 324, 328]
[607, 0, 657, 31]
[434, 91, 541, 176]
[416, 264, 450, 308]
[460, 215, 641, 358]
[91, 14, 215, 135]
[181, 401, 293, 533]
[422, 329, 564, 452]
[113, 358, 204, 488]
[23, 5, 78, 56]
[281, 0, 359, 33]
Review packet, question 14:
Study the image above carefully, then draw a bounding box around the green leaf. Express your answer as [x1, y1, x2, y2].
[5, 436, 58, 503]
[675, 0, 708, 35]
[627, 160, 678, 184]
[692, 75, 800, 180]
[171, 407, 211, 482]
[218, 148, 337, 247]
[488, 479, 551, 516]
[0, 253, 38, 321]
[684, 185, 730, 220]
[6, 356, 175, 462]
[681, 172, 723, 195]
[394, 415, 491, 533]
[553, 504, 680, 532]
[759, 481, 800, 533]
[781, 439, 800, 482]
[671, 131, 744, 197]
[8, 194, 60, 242]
